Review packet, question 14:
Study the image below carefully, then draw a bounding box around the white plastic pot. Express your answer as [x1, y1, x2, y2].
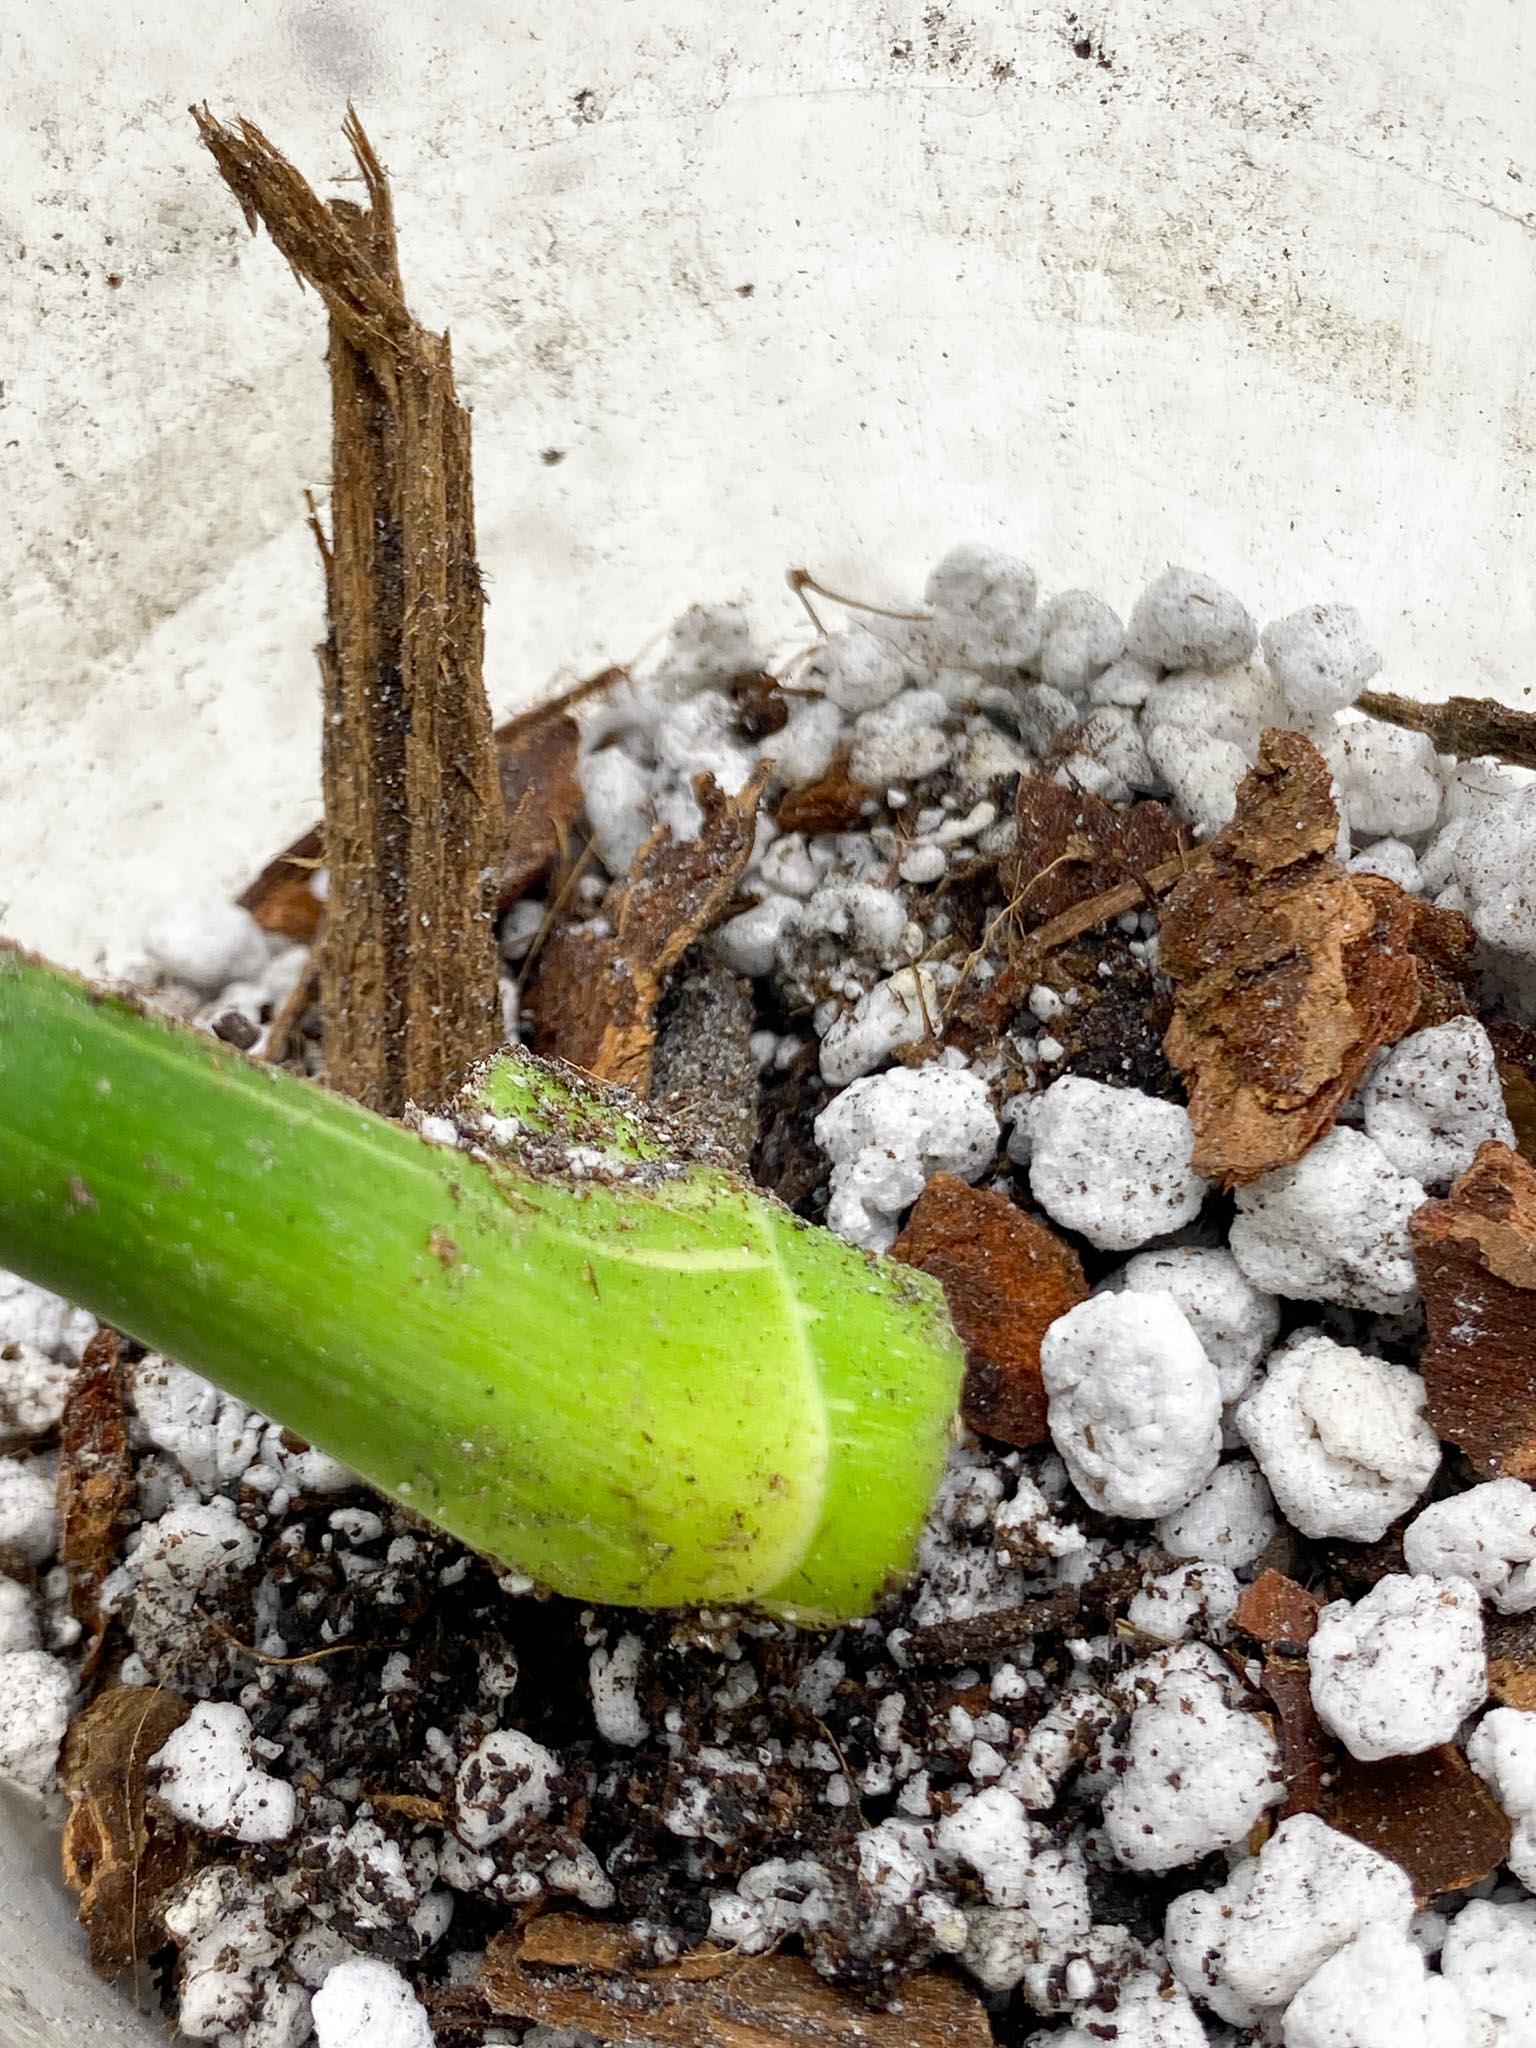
[3, 0, 1534, 2037]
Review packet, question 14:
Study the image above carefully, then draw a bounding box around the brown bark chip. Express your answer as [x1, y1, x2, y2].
[528, 768, 768, 1093]
[1487, 1019, 1536, 1170]
[1234, 1569, 1322, 1652]
[1403, 896, 1481, 1032]
[1488, 1610, 1536, 1711]
[1234, 1572, 1328, 1817]
[774, 748, 874, 835]
[1324, 1745, 1512, 1902]
[1411, 1140, 1536, 1479]
[56, 1327, 135, 1678]
[494, 703, 585, 911]
[238, 829, 325, 944]
[1160, 729, 1419, 1186]
[62, 1685, 199, 1971]
[477, 1918, 992, 2048]
[892, 1175, 1088, 1448]
[196, 109, 503, 1116]
[1008, 779, 1188, 925]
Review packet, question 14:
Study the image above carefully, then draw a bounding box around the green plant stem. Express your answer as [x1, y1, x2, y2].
[0, 951, 962, 1621]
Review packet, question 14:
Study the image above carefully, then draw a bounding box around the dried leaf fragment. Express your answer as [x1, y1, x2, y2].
[1160, 729, 1419, 1185]
[477, 1918, 992, 2048]
[528, 768, 768, 1092]
[1323, 1744, 1511, 1902]
[1411, 1140, 1536, 1477]
[62, 1684, 199, 1970]
[56, 1326, 135, 1675]
[892, 1174, 1088, 1447]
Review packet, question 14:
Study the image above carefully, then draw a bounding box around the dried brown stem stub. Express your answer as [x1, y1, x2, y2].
[1411, 1139, 1536, 1479]
[195, 108, 502, 1114]
[1358, 687, 1536, 773]
[1159, 728, 1419, 1186]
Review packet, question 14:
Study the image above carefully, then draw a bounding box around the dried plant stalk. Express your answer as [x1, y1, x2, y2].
[194, 107, 501, 1114]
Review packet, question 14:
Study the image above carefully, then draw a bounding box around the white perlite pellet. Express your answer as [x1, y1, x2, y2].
[1282, 1921, 1486, 2048]
[1235, 1333, 1440, 1542]
[1404, 1479, 1536, 1614]
[923, 543, 1040, 669]
[453, 1728, 559, 1850]
[1112, 1244, 1280, 1407]
[1309, 1574, 1487, 1762]
[143, 900, 270, 994]
[150, 1701, 298, 1844]
[1027, 1077, 1207, 1252]
[1165, 1813, 1414, 2026]
[817, 966, 943, 1086]
[1467, 1707, 1536, 1890]
[0, 1268, 96, 1359]
[1360, 1015, 1515, 1189]
[311, 1958, 433, 2048]
[0, 1648, 73, 1791]
[1261, 602, 1382, 720]
[1041, 1292, 1222, 1520]
[1103, 1644, 1282, 1871]
[1154, 1459, 1278, 1570]
[814, 1064, 999, 1252]
[1126, 566, 1257, 672]
[1440, 1896, 1536, 2044]
[1229, 1125, 1425, 1314]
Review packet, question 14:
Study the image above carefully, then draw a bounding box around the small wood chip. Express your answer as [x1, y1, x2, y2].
[1160, 729, 1420, 1186]
[1412, 1140, 1536, 1477]
[1324, 1744, 1512, 1902]
[1258, 1656, 1330, 1819]
[774, 749, 874, 835]
[237, 828, 325, 943]
[478, 1918, 992, 2048]
[528, 768, 768, 1093]
[1233, 1569, 1322, 1652]
[1007, 778, 1188, 926]
[899, 1587, 1080, 1669]
[494, 698, 586, 912]
[1233, 1571, 1328, 1817]
[1487, 1019, 1536, 1170]
[1488, 1610, 1536, 1711]
[892, 1174, 1088, 1448]
[61, 1684, 199, 1970]
[56, 1326, 135, 1678]
[1357, 688, 1536, 774]
[1402, 896, 1480, 1032]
